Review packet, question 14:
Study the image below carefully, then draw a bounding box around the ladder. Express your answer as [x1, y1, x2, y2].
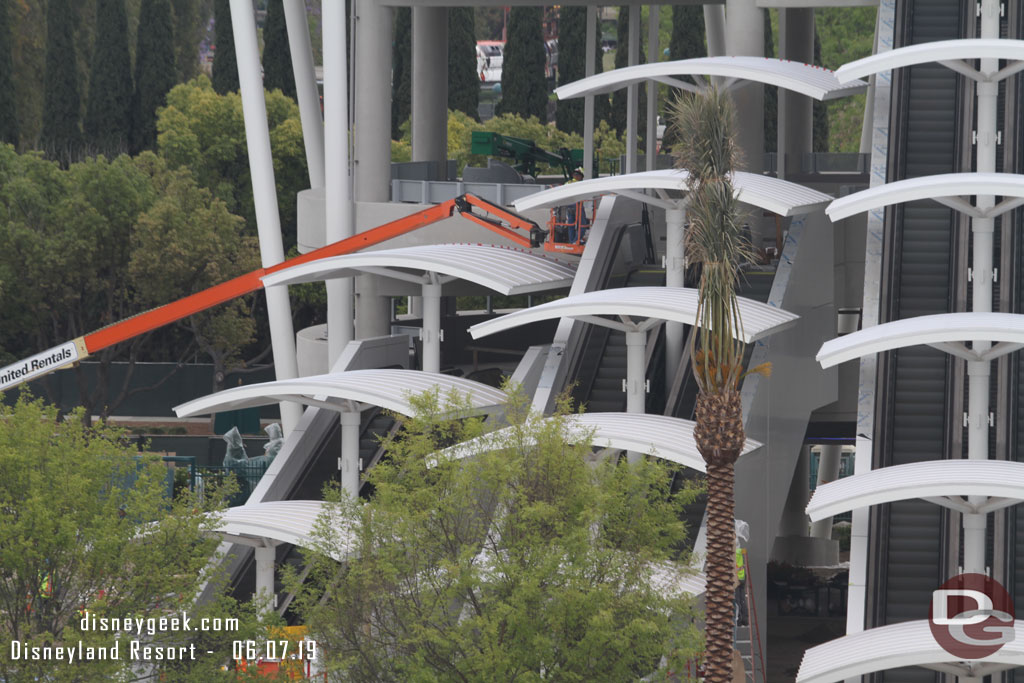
[734, 549, 766, 683]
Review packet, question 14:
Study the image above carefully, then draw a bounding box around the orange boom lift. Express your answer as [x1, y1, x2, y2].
[0, 195, 548, 393]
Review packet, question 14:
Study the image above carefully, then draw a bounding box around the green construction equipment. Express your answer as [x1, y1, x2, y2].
[470, 131, 584, 180]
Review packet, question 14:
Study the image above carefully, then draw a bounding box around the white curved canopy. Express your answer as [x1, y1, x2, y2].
[798, 619, 1024, 683]
[210, 501, 355, 560]
[835, 38, 1024, 84]
[806, 460, 1024, 521]
[436, 412, 763, 472]
[816, 312, 1024, 367]
[174, 369, 507, 418]
[826, 173, 1024, 222]
[469, 287, 798, 344]
[262, 243, 576, 295]
[512, 169, 832, 217]
[556, 56, 866, 101]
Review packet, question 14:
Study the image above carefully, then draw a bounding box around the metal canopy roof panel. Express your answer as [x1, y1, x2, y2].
[212, 501, 356, 560]
[174, 369, 507, 418]
[826, 173, 1024, 221]
[555, 56, 867, 101]
[511, 169, 832, 217]
[437, 412, 763, 472]
[262, 243, 577, 295]
[835, 38, 1024, 83]
[805, 460, 1024, 521]
[468, 286, 798, 344]
[816, 312, 1024, 367]
[797, 619, 1024, 683]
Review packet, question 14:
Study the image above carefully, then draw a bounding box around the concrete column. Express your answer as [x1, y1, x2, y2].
[646, 6, 659, 171]
[254, 545, 276, 611]
[584, 6, 596, 177]
[725, 0, 764, 175]
[408, 295, 423, 318]
[356, 274, 392, 339]
[778, 445, 811, 537]
[625, 5, 640, 174]
[704, 5, 726, 57]
[340, 410, 361, 497]
[355, 0, 393, 201]
[777, 9, 813, 179]
[230, 0, 301, 435]
[412, 8, 448, 175]
[625, 329, 647, 463]
[809, 444, 841, 539]
[421, 281, 442, 373]
[284, 0, 325, 189]
[664, 207, 686, 385]
[324, 0, 354, 364]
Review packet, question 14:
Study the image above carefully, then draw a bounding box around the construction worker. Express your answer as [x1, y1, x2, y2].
[564, 167, 587, 244]
[735, 520, 749, 627]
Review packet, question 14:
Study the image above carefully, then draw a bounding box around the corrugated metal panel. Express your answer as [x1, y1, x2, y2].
[798, 620, 1024, 683]
[263, 243, 577, 295]
[556, 56, 866, 101]
[469, 286, 798, 344]
[174, 369, 507, 417]
[512, 169, 833, 218]
[806, 460, 1024, 520]
[836, 38, 1024, 82]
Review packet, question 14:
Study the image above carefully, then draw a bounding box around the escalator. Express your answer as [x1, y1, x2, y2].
[867, 2, 968, 679]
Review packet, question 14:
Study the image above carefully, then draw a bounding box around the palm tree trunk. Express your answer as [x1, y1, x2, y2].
[704, 459, 736, 683]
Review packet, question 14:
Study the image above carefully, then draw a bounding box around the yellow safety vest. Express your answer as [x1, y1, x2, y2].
[736, 548, 745, 581]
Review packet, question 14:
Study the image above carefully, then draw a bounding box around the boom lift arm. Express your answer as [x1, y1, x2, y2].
[0, 195, 546, 392]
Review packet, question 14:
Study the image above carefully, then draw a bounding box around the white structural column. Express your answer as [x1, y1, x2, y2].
[584, 6, 596, 177]
[412, 8, 448, 174]
[664, 207, 686, 384]
[625, 330, 648, 463]
[254, 545, 276, 611]
[704, 5, 726, 57]
[229, 0, 301, 434]
[283, 0, 324, 189]
[778, 9, 813, 179]
[778, 445, 811, 537]
[725, 0, 764, 175]
[809, 444, 842, 539]
[422, 280, 443, 373]
[340, 410, 361, 497]
[964, 0, 1000, 576]
[625, 5, 641, 174]
[646, 7, 659, 172]
[323, 0, 354, 363]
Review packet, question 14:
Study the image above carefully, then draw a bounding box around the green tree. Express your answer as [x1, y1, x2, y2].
[262, 0, 296, 100]
[813, 28, 829, 152]
[763, 9, 777, 154]
[128, 163, 263, 393]
[610, 7, 646, 148]
[131, 0, 177, 153]
[40, 0, 82, 165]
[157, 75, 308, 251]
[554, 5, 587, 135]
[669, 4, 704, 61]
[670, 87, 769, 683]
[212, 0, 239, 94]
[496, 7, 547, 121]
[0, 395, 272, 682]
[84, 0, 134, 156]
[391, 6, 411, 139]
[0, 0, 18, 146]
[289, 388, 702, 680]
[172, 0, 203, 83]
[448, 6, 479, 121]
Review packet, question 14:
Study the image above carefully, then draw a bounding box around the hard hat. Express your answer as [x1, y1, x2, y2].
[574, 166, 583, 175]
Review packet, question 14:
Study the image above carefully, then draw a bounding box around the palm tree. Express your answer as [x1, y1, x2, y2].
[670, 86, 765, 683]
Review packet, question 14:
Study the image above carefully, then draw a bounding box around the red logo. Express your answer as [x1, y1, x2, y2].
[929, 573, 1014, 659]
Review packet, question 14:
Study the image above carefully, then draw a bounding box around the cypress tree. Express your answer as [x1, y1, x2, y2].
[669, 5, 704, 61]
[212, 0, 239, 94]
[84, 0, 133, 156]
[763, 9, 777, 154]
[448, 7, 479, 121]
[554, 6, 585, 135]
[497, 7, 547, 121]
[813, 28, 829, 152]
[391, 7, 411, 139]
[40, 0, 82, 164]
[173, 0, 202, 83]
[610, 7, 645, 147]
[131, 0, 176, 153]
[263, 0, 296, 99]
[0, 0, 18, 146]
